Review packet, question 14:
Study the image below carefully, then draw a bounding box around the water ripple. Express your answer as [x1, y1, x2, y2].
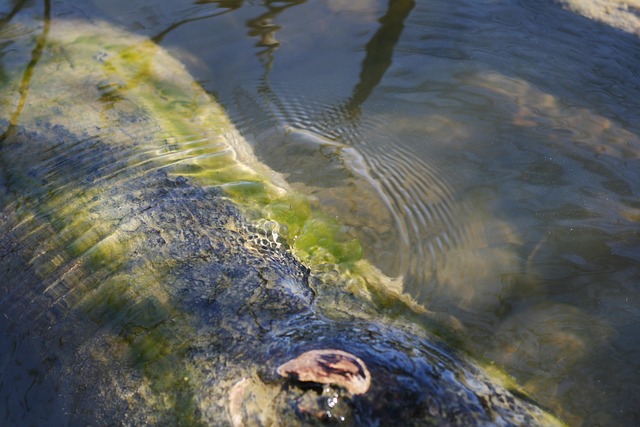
[232, 86, 518, 307]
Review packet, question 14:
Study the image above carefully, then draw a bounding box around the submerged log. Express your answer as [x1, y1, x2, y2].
[0, 19, 564, 426]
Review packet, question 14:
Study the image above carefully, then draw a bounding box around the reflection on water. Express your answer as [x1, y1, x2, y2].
[1, 0, 640, 425]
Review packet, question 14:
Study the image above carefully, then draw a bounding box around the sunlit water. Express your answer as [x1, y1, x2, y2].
[1, 0, 639, 425]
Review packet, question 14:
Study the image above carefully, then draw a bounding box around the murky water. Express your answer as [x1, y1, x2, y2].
[1, 0, 639, 425]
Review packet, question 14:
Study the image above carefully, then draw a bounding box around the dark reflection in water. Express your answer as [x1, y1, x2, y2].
[0, 0, 50, 144]
[1, 0, 640, 425]
[0, 0, 29, 24]
[150, 8, 235, 44]
[246, 0, 307, 57]
[346, 0, 415, 115]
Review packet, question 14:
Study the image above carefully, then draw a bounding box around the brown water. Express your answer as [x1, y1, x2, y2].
[2, 0, 640, 425]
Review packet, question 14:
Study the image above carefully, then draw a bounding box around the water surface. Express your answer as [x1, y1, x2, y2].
[2, 0, 640, 425]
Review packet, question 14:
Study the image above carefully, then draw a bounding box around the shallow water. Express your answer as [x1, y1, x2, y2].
[1, 0, 639, 425]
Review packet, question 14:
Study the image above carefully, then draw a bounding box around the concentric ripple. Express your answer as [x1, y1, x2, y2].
[232, 85, 520, 308]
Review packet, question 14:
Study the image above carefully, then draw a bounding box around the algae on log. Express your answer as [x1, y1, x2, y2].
[0, 19, 564, 426]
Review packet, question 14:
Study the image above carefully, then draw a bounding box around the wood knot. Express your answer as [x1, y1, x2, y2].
[277, 349, 371, 395]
